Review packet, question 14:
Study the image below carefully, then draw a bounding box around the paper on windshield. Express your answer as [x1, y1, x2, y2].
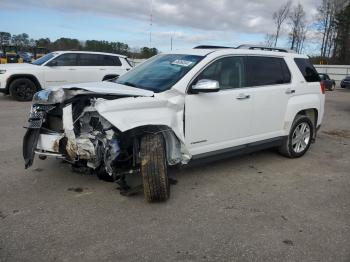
[171, 60, 194, 67]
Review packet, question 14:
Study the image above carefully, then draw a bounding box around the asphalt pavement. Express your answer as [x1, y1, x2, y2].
[0, 89, 349, 262]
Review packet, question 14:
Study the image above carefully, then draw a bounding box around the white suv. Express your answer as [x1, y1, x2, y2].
[23, 45, 325, 202]
[0, 51, 132, 101]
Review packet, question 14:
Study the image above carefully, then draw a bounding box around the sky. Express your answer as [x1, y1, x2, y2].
[0, 0, 321, 53]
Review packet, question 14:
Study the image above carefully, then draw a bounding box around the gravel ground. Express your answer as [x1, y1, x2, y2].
[0, 89, 349, 262]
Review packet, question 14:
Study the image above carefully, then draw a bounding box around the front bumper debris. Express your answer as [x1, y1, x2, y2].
[23, 104, 55, 168]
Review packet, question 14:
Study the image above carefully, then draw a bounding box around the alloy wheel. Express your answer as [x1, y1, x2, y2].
[292, 122, 311, 153]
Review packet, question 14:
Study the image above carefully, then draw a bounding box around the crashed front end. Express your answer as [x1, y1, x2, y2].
[23, 86, 186, 186]
[23, 88, 143, 183]
[23, 89, 127, 175]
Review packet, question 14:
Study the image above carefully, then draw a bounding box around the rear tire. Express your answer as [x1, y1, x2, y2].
[9, 78, 37, 101]
[278, 115, 314, 158]
[330, 83, 336, 91]
[140, 133, 169, 202]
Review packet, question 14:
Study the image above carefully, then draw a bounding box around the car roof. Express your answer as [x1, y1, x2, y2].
[165, 47, 309, 59]
[52, 50, 127, 58]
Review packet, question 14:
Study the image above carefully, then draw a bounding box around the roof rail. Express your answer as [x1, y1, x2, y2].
[194, 45, 232, 49]
[236, 44, 295, 53]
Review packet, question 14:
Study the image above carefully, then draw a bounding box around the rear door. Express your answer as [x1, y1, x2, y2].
[245, 56, 293, 140]
[76, 54, 126, 81]
[76, 53, 105, 82]
[185, 56, 254, 156]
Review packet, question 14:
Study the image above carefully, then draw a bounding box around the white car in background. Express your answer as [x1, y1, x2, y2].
[0, 51, 132, 101]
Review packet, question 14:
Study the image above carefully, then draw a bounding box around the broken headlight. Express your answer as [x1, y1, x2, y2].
[33, 89, 66, 104]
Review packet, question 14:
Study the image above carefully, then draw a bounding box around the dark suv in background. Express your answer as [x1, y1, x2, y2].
[341, 76, 350, 89]
[319, 73, 336, 91]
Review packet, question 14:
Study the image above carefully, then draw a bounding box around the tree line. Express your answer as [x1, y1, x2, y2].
[268, 0, 350, 64]
[0, 32, 158, 59]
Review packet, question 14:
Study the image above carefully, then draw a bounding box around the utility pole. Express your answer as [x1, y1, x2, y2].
[170, 35, 173, 51]
[149, 0, 153, 48]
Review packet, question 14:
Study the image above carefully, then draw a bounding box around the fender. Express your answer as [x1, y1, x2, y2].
[6, 74, 43, 92]
[283, 94, 323, 134]
[95, 95, 185, 143]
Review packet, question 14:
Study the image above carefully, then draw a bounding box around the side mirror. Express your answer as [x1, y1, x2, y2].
[192, 79, 220, 93]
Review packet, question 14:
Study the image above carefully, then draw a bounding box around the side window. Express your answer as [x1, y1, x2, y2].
[50, 53, 77, 66]
[196, 56, 245, 90]
[78, 54, 122, 66]
[246, 56, 290, 87]
[78, 54, 99, 66]
[102, 55, 121, 66]
[294, 58, 320, 82]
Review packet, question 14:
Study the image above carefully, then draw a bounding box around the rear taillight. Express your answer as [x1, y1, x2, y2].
[320, 81, 326, 94]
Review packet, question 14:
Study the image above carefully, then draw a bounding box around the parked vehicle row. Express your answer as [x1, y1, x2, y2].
[23, 45, 325, 202]
[0, 51, 132, 101]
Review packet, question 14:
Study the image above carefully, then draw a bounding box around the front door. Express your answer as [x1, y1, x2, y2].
[43, 53, 80, 87]
[185, 56, 254, 157]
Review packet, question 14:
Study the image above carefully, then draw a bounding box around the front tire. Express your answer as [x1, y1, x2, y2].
[140, 133, 169, 202]
[9, 78, 37, 101]
[278, 115, 314, 158]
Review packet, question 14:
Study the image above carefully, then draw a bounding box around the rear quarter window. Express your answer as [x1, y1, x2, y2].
[294, 58, 320, 82]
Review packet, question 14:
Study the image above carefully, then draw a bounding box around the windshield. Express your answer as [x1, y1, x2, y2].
[115, 54, 204, 92]
[31, 53, 55, 66]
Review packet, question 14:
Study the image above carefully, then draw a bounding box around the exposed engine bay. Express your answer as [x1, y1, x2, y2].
[23, 88, 184, 193]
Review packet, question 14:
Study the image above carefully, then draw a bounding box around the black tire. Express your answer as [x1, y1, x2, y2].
[140, 133, 169, 202]
[330, 83, 336, 91]
[278, 115, 314, 158]
[9, 78, 37, 101]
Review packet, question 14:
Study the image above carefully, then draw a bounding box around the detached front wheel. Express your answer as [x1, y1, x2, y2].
[140, 133, 170, 202]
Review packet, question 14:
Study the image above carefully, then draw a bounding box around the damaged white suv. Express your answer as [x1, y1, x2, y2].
[23, 45, 325, 202]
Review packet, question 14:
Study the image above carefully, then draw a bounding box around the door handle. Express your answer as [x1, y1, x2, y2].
[68, 68, 76, 71]
[285, 88, 296, 94]
[236, 93, 250, 100]
[99, 68, 106, 71]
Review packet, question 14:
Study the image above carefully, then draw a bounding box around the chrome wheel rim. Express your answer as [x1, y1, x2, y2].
[292, 122, 311, 153]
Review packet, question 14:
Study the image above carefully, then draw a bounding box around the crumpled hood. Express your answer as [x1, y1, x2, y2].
[49, 81, 154, 97]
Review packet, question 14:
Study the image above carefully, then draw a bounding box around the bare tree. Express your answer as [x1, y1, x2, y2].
[288, 3, 306, 52]
[264, 33, 275, 47]
[273, 1, 292, 47]
[318, 0, 349, 58]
